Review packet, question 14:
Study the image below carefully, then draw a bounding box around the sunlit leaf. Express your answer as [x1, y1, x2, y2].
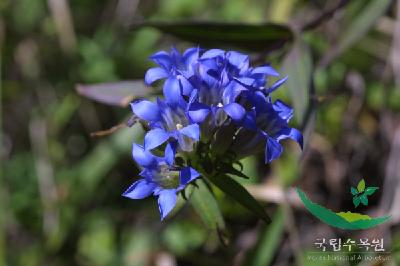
[133, 21, 293, 52]
[206, 174, 270, 223]
[190, 179, 225, 231]
[357, 179, 366, 193]
[76, 80, 156, 107]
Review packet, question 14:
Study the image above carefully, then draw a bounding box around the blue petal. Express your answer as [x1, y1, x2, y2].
[130, 100, 160, 122]
[222, 81, 246, 103]
[144, 128, 170, 150]
[266, 76, 288, 94]
[150, 51, 172, 70]
[227, 51, 248, 68]
[252, 65, 280, 76]
[273, 100, 293, 122]
[235, 77, 256, 87]
[183, 47, 200, 69]
[179, 124, 200, 141]
[164, 141, 176, 166]
[277, 128, 303, 149]
[145, 67, 169, 85]
[265, 137, 283, 163]
[122, 179, 156, 199]
[200, 49, 225, 59]
[223, 103, 245, 122]
[178, 76, 194, 96]
[132, 143, 157, 167]
[242, 110, 258, 130]
[188, 89, 198, 104]
[157, 189, 177, 220]
[188, 102, 210, 123]
[179, 167, 200, 189]
[245, 90, 268, 112]
[163, 77, 182, 106]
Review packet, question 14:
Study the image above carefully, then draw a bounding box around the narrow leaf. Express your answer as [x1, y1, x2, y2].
[191, 179, 225, 230]
[350, 187, 358, 196]
[221, 164, 250, 179]
[357, 179, 366, 193]
[76, 80, 156, 107]
[246, 206, 285, 266]
[133, 21, 293, 52]
[282, 39, 313, 124]
[321, 0, 391, 65]
[364, 187, 379, 196]
[206, 174, 270, 223]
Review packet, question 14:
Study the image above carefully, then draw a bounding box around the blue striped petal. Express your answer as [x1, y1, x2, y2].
[123, 179, 156, 199]
[145, 67, 169, 85]
[157, 189, 177, 220]
[130, 100, 160, 122]
[144, 128, 170, 150]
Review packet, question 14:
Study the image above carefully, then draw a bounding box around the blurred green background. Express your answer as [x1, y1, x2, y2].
[2, 0, 400, 265]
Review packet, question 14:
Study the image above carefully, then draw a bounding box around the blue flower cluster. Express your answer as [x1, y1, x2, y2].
[123, 47, 303, 220]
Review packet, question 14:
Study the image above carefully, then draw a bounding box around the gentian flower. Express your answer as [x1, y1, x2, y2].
[123, 46, 303, 220]
[123, 144, 199, 220]
[231, 98, 303, 163]
[145, 47, 199, 97]
[130, 97, 200, 152]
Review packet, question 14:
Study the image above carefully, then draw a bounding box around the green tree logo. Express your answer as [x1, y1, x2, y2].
[296, 178, 390, 230]
[351, 179, 379, 208]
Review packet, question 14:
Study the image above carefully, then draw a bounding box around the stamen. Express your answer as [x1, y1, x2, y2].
[217, 103, 223, 108]
[176, 123, 183, 130]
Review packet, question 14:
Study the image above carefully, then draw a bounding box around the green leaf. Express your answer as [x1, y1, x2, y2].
[321, 0, 391, 65]
[282, 38, 313, 123]
[357, 179, 366, 193]
[360, 194, 368, 206]
[353, 196, 360, 208]
[206, 174, 270, 223]
[246, 206, 285, 266]
[190, 179, 225, 230]
[351, 187, 358, 196]
[133, 21, 293, 52]
[364, 187, 379, 196]
[220, 164, 250, 179]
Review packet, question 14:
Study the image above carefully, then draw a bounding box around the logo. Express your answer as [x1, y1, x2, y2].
[297, 179, 391, 230]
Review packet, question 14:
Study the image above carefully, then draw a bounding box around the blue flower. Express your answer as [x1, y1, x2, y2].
[130, 98, 200, 152]
[123, 144, 199, 220]
[185, 49, 285, 139]
[124, 46, 303, 220]
[145, 47, 200, 97]
[231, 97, 303, 163]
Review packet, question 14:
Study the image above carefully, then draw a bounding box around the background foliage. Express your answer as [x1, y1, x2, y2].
[2, 0, 400, 265]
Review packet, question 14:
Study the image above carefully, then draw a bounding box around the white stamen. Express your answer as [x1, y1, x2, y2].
[217, 103, 223, 108]
[176, 123, 183, 130]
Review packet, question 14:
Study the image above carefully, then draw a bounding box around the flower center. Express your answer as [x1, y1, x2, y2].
[158, 164, 180, 189]
[217, 103, 223, 108]
[176, 123, 183, 130]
